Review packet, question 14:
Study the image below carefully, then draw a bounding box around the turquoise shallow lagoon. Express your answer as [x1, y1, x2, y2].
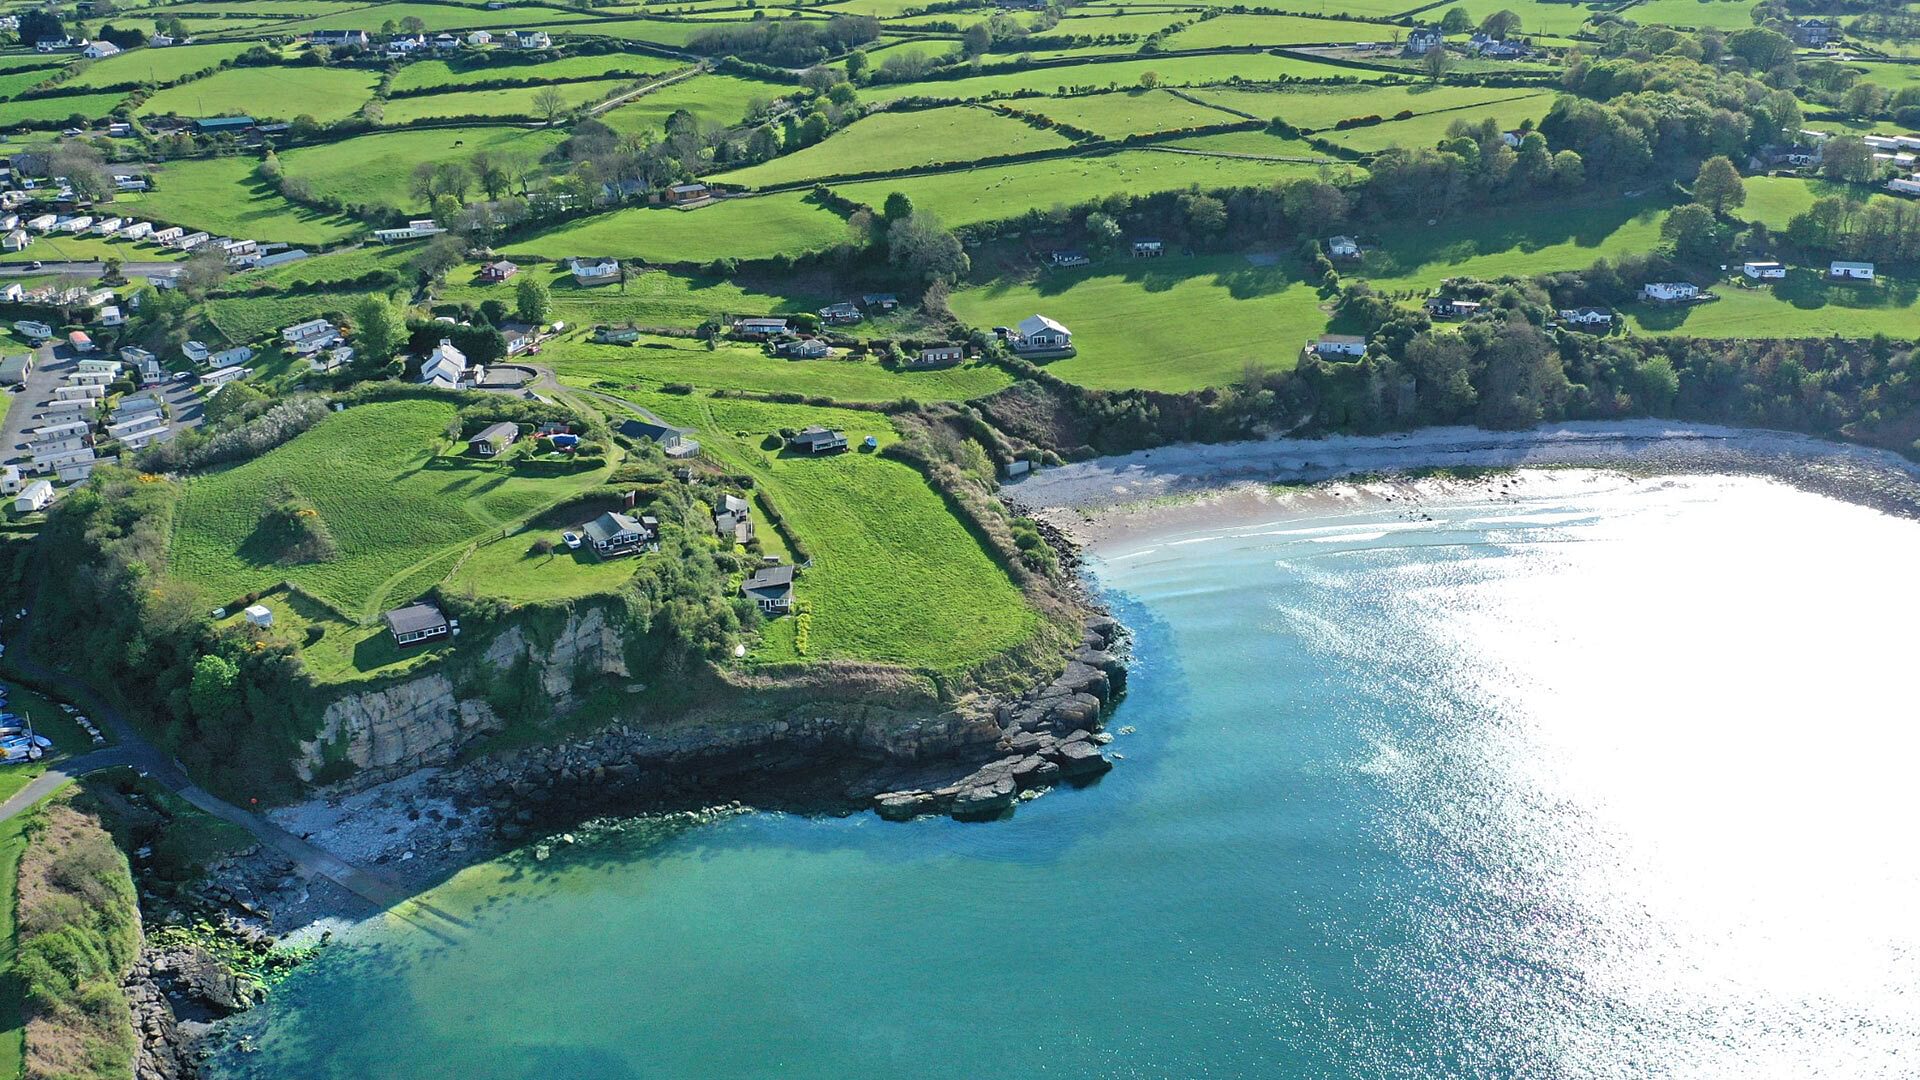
[213, 473, 1920, 1079]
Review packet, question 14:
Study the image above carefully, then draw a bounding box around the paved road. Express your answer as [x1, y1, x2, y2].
[0, 654, 465, 936]
[0, 261, 182, 278]
[1, 341, 66, 471]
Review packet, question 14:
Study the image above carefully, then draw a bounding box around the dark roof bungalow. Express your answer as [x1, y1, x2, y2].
[383, 602, 450, 647]
[583, 510, 657, 556]
[788, 426, 847, 454]
[741, 564, 794, 612]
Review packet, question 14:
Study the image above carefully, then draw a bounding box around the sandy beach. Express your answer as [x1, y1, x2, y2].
[1003, 421, 1920, 547]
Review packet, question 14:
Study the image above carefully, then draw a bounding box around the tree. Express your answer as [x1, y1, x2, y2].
[746, 125, 781, 162]
[1139, 70, 1160, 89]
[882, 191, 914, 222]
[1818, 136, 1875, 182]
[961, 22, 991, 56]
[50, 142, 112, 203]
[887, 211, 969, 284]
[1440, 7, 1472, 33]
[351, 294, 406, 360]
[1725, 27, 1793, 70]
[1661, 202, 1722, 262]
[188, 654, 238, 722]
[1841, 82, 1889, 120]
[845, 49, 868, 82]
[431, 161, 471, 202]
[400, 15, 425, 32]
[1423, 45, 1452, 80]
[1085, 211, 1123, 251]
[1691, 155, 1745, 215]
[1478, 9, 1521, 37]
[179, 248, 229, 298]
[531, 86, 570, 125]
[410, 233, 464, 281]
[799, 110, 830, 144]
[515, 276, 552, 325]
[470, 150, 509, 200]
[408, 159, 440, 206]
[17, 10, 63, 45]
[1180, 193, 1227, 241]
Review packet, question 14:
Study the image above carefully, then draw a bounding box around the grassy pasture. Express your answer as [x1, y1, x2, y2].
[442, 264, 839, 330]
[1015, 88, 1246, 138]
[390, 53, 674, 92]
[281, 126, 567, 214]
[623, 391, 1039, 671]
[1411, 0, 1603, 34]
[503, 192, 850, 263]
[1614, 0, 1758, 29]
[443, 522, 644, 605]
[0, 233, 181, 264]
[1319, 92, 1554, 151]
[1844, 61, 1920, 93]
[246, 244, 416, 288]
[2, 91, 127, 126]
[1355, 193, 1675, 290]
[713, 106, 1073, 188]
[0, 66, 60, 100]
[557, 17, 734, 46]
[950, 254, 1329, 392]
[1185, 83, 1535, 130]
[138, 65, 377, 122]
[1625, 274, 1920, 338]
[545, 333, 1014, 402]
[286, 2, 601, 31]
[168, 399, 609, 618]
[1046, 11, 1192, 36]
[1161, 129, 1338, 158]
[1163, 13, 1399, 48]
[151, 0, 366, 18]
[829, 150, 1330, 228]
[203, 288, 393, 345]
[1729, 176, 1901, 231]
[380, 78, 635, 123]
[599, 73, 786, 135]
[133, 156, 363, 245]
[61, 42, 251, 88]
[860, 51, 1399, 105]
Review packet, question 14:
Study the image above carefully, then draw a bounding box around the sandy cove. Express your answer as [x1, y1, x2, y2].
[1002, 421, 1920, 547]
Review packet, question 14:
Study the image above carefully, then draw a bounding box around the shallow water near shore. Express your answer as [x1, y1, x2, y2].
[211, 473, 1920, 1079]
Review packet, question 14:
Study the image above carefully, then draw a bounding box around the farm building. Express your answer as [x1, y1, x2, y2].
[741, 564, 795, 613]
[1012, 314, 1072, 352]
[862, 293, 898, 311]
[1640, 282, 1699, 303]
[819, 302, 863, 325]
[583, 510, 657, 557]
[383, 602, 450, 647]
[1313, 335, 1367, 358]
[1829, 261, 1875, 281]
[469, 422, 520, 456]
[733, 318, 789, 338]
[773, 337, 830, 359]
[1404, 29, 1442, 55]
[789, 426, 848, 455]
[665, 183, 710, 204]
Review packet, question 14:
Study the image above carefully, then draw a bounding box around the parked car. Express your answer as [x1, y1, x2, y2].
[562, 531, 581, 550]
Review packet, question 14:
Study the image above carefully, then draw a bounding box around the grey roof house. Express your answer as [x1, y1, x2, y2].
[714, 494, 754, 544]
[583, 510, 658, 556]
[469, 421, 520, 456]
[383, 602, 450, 647]
[788, 426, 848, 454]
[618, 418, 701, 458]
[741, 564, 794, 612]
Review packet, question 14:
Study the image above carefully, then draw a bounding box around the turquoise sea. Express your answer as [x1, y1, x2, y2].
[213, 473, 1920, 1079]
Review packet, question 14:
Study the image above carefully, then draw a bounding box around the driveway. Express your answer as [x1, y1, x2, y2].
[1, 340, 66, 471]
[0, 261, 183, 278]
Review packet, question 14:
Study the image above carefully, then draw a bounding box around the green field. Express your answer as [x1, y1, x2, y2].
[203, 287, 392, 345]
[546, 332, 1013, 402]
[1161, 129, 1338, 158]
[1625, 274, 1920, 338]
[1354, 193, 1676, 290]
[1320, 93, 1555, 151]
[950, 254, 1329, 392]
[555, 17, 733, 46]
[0, 232, 182, 264]
[132, 156, 363, 245]
[598, 73, 786, 136]
[1730, 176, 1895, 231]
[1186, 83, 1542, 132]
[380, 78, 636, 123]
[714, 106, 1074, 189]
[139, 65, 378, 122]
[1163, 13, 1397, 48]
[504, 192, 851, 263]
[247, 244, 416, 288]
[281, 126, 567, 213]
[169, 399, 609, 618]
[1047, 11, 1192, 36]
[625, 392, 1039, 670]
[1414, 0, 1605, 34]
[0, 789, 53, 1080]
[1016, 89, 1246, 139]
[860, 51, 1398, 106]
[1, 91, 128, 126]
[1846, 61, 1920, 93]
[286, 2, 601, 31]
[443, 515, 647, 605]
[1615, 0, 1758, 29]
[390, 53, 675, 92]
[443, 264, 848, 330]
[62, 41, 252, 88]
[830, 150, 1329, 228]
[0, 66, 60, 100]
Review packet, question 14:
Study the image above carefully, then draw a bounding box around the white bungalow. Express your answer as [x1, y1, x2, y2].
[1742, 260, 1786, 280]
[419, 339, 472, 386]
[1012, 314, 1071, 352]
[1312, 334, 1367, 357]
[1640, 282, 1699, 303]
[1828, 260, 1875, 281]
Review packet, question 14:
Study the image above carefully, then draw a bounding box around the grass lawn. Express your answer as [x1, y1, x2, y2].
[1413, 0, 1606, 35]
[212, 588, 432, 683]
[61, 41, 251, 88]
[0, 67, 60, 100]
[2, 91, 127, 127]
[281, 126, 567, 214]
[1352, 192, 1676, 291]
[0, 233, 181, 265]
[557, 17, 742, 46]
[203, 287, 391, 345]
[1163, 12, 1399, 48]
[545, 332, 1013, 402]
[243, 243, 415, 289]
[503, 192, 850, 263]
[950, 253, 1329, 392]
[130, 156, 363, 245]
[622, 391, 1039, 671]
[1846, 61, 1920, 94]
[285, 1, 601, 31]
[443, 508, 645, 604]
[0, 788, 59, 1080]
[138, 65, 378, 123]
[1320, 92, 1554, 152]
[444, 263, 838, 326]
[0, 678, 114, 805]
[1615, 0, 1758, 29]
[598, 73, 787, 136]
[715, 106, 1073, 189]
[1625, 273, 1920, 338]
[389, 53, 675, 92]
[1016, 88, 1247, 139]
[1734, 175, 1896, 231]
[380, 78, 636, 123]
[829, 150, 1329, 228]
[1185, 82, 1539, 131]
[169, 399, 611, 619]
[1046, 10, 1192, 36]
[1160, 129, 1338, 158]
[860, 51, 1398, 106]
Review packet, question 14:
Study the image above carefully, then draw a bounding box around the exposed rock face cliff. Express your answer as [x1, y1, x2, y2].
[295, 606, 628, 786]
